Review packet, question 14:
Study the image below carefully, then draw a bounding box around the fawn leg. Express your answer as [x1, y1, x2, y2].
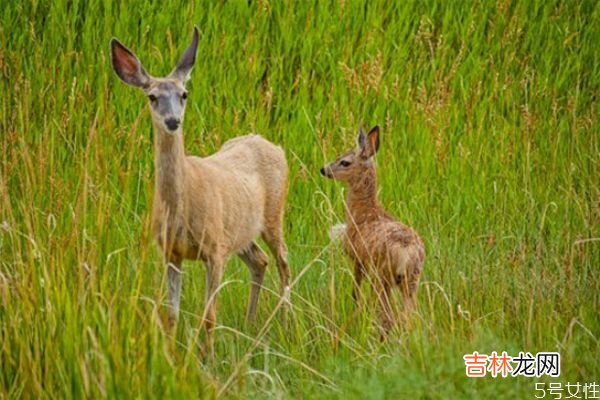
[398, 273, 419, 326]
[239, 241, 269, 322]
[352, 261, 364, 305]
[376, 281, 395, 340]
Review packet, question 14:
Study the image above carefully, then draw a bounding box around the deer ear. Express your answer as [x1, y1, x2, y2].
[110, 38, 150, 88]
[368, 125, 380, 154]
[171, 26, 199, 83]
[361, 125, 380, 158]
[357, 126, 367, 149]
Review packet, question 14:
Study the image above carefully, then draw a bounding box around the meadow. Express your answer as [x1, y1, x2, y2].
[1, 0, 598, 398]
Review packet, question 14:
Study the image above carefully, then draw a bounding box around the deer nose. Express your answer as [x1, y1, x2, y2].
[165, 117, 180, 131]
[320, 167, 326, 176]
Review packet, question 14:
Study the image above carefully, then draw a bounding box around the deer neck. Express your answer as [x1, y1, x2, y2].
[345, 167, 380, 226]
[153, 123, 186, 216]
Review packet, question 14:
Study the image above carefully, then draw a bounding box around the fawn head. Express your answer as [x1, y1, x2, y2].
[320, 125, 380, 182]
[110, 27, 199, 133]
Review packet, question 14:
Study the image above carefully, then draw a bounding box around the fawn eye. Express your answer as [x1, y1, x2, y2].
[182, 92, 188, 100]
[340, 160, 351, 167]
[148, 94, 157, 103]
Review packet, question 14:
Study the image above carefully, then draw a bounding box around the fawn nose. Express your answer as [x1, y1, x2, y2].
[320, 167, 326, 176]
[165, 117, 180, 131]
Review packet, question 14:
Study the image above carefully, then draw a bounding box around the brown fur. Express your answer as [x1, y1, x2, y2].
[322, 126, 425, 336]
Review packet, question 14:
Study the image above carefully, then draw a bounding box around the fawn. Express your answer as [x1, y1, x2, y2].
[321, 126, 425, 336]
[110, 27, 291, 352]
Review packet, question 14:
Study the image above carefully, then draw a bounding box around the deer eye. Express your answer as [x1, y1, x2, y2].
[148, 94, 157, 103]
[340, 160, 351, 167]
[182, 92, 188, 100]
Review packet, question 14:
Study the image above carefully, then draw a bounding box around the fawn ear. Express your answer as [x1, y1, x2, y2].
[361, 125, 380, 158]
[368, 125, 380, 153]
[171, 26, 199, 83]
[110, 38, 150, 88]
[357, 126, 367, 149]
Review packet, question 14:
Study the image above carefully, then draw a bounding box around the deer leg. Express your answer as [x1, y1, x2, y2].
[238, 241, 269, 322]
[262, 230, 291, 327]
[403, 290, 416, 321]
[203, 257, 224, 356]
[352, 261, 364, 305]
[398, 272, 420, 326]
[166, 260, 183, 329]
[375, 280, 395, 340]
[262, 230, 291, 302]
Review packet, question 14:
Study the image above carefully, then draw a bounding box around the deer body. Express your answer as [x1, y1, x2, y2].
[321, 126, 425, 336]
[343, 169, 424, 290]
[153, 131, 287, 262]
[111, 27, 290, 353]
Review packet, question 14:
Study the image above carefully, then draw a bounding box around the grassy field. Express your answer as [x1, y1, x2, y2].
[1, 0, 598, 398]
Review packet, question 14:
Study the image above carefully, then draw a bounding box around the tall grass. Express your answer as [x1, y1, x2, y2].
[1, 0, 598, 398]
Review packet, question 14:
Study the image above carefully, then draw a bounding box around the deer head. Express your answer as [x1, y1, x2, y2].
[320, 125, 380, 183]
[110, 27, 199, 133]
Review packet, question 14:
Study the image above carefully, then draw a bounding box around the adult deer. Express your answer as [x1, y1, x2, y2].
[110, 27, 291, 352]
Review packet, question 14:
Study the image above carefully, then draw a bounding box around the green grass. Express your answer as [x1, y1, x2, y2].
[1, 0, 598, 398]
